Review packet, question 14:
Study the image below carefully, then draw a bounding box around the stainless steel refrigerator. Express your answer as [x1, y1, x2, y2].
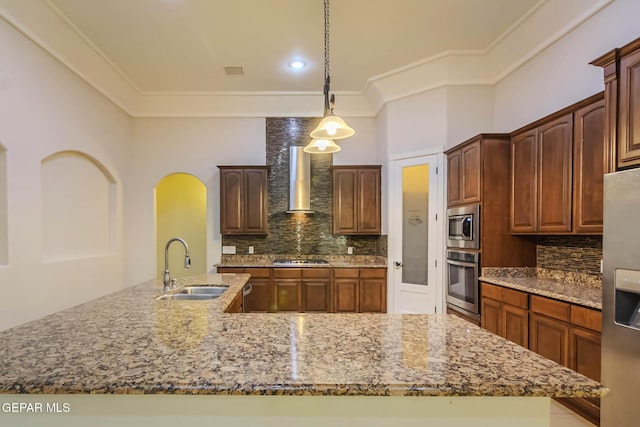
[602, 167, 640, 427]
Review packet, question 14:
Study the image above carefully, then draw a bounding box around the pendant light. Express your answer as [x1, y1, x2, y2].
[303, 138, 341, 154]
[305, 0, 354, 154]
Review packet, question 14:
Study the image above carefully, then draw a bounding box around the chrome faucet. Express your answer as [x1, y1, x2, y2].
[162, 237, 191, 292]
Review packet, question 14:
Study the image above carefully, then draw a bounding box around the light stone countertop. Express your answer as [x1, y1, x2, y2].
[0, 273, 607, 397]
[480, 268, 602, 310]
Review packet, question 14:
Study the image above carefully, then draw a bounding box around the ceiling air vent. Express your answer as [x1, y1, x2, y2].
[224, 66, 244, 75]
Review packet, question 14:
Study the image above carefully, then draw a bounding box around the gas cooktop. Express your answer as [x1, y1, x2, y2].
[272, 259, 330, 266]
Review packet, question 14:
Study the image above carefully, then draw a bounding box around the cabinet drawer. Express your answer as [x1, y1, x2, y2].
[501, 287, 528, 309]
[334, 268, 360, 278]
[244, 268, 271, 278]
[571, 305, 602, 332]
[273, 268, 302, 279]
[217, 267, 242, 274]
[531, 295, 571, 322]
[481, 282, 502, 300]
[302, 268, 332, 278]
[360, 268, 386, 279]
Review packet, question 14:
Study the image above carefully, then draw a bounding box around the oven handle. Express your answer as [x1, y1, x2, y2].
[445, 259, 478, 268]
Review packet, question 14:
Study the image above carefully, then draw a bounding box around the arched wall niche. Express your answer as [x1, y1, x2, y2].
[41, 150, 117, 262]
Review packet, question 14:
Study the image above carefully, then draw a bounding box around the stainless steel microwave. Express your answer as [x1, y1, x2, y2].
[446, 204, 480, 249]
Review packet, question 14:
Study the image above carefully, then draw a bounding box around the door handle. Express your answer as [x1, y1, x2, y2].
[394, 261, 403, 268]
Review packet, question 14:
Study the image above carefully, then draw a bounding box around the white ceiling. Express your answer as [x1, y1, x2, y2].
[48, 0, 541, 94]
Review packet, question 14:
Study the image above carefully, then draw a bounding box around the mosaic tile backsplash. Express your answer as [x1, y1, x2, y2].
[536, 235, 602, 277]
[222, 117, 387, 257]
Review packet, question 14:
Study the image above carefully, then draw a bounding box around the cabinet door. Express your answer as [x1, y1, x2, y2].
[359, 279, 386, 313]
[461, 140, 481, 204]
[244, 277, 271, 313]
[274, 280, 301, 312]
[511, 130, 538, 233]
[618, 48, 640, 168]
[357, 168, 381, 234]
[333, 169, 358, 234]
[219, 169, 244, 234]
[243, 169, 268, 234]
[226, 292, 243, 313]
[569, 326, 601, 381]
[302, 279, 331, 312]
[537, 114, 573, 233]
[481, 297, 502, 336]
[447, 150, 462, 206]
[529, 313, 570, 366]
[334, 279, 359, 312]
[574, 99, 605, 234]
[503, 304, 529, 347]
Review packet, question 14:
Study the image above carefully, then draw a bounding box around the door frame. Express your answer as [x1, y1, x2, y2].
[387, 149, 446, 314]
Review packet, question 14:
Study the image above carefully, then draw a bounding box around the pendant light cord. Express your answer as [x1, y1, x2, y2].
[323, 0, 331, 115]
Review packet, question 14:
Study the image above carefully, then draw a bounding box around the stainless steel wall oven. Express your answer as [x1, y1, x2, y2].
[445, 250, 480, 320]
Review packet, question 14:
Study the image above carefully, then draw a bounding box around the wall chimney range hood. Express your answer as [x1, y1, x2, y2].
[287, 146, 314, 213]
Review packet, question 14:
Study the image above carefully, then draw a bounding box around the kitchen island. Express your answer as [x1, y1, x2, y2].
[0, 273, 607, 426]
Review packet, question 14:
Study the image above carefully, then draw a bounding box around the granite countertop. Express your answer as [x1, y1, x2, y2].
[0, 273, 607, 397]
[479, 268, 602, 310]
[217, 254, 388, 268]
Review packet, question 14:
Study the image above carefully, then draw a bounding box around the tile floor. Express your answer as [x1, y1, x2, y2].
[550, 400, 596, 427]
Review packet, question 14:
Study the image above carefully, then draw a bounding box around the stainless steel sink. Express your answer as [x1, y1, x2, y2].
[179, 286, 228, 296]
[156, 293, 216, 301]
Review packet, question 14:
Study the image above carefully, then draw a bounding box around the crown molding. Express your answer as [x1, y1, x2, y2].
[0, 0, 614, 118]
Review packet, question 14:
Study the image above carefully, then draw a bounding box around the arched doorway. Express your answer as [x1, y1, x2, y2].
[155, 173, 207, 279]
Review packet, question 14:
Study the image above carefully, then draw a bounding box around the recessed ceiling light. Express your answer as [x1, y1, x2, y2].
[288, 60, 306, 70]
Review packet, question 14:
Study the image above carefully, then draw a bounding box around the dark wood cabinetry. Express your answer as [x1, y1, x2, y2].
[482, 289, 602, 424]
[218, 166, 268, 235]
[333, 166, 381, 235]
[447, 140, 481, 206]
[446, 135, 536, 268]
[333, 268, 386, 313]
[592, 37, 640, 170]
[225, 291, 243, 313]
[217, 267, 273, 312]
[480, 282, 529, 347]
[574, 99, 606, 233]
[511, 114, 573, 233]
[510, 94, 606, 235]
[219, 266, 386, 313]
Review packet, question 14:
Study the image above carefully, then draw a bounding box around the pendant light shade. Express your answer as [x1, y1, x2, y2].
[303, 138, 341, 154]
[309, 114, 355, 140]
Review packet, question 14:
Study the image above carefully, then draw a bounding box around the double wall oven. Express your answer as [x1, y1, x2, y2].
[446, 204, 481, 320]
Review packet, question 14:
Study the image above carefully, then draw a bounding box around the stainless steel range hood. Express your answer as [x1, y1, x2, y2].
[286, 146, 314, 213]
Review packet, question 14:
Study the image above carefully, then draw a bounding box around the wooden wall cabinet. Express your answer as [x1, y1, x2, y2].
[511, 114, 574, 234]
[573, 99, 606, 233]
[333, 166, 381, 235]
[592, 38, 640, 169]
[333, 268, 386, 313]
[218, 166, 268, 235]
[447, 139, 481, 206]
[510, 94, 606, 235]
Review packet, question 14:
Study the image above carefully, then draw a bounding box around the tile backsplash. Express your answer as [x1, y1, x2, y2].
[221, 117, 387, 257]
[536, 235, 602, 276]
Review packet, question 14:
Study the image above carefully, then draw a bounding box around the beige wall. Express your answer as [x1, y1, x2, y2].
[0, 19, 130, 331]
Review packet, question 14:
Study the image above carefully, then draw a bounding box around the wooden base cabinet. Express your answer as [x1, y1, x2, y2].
[218, 267, 273, 313]
[334, 268, 386, 313]
[480, 282, 528, 347]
